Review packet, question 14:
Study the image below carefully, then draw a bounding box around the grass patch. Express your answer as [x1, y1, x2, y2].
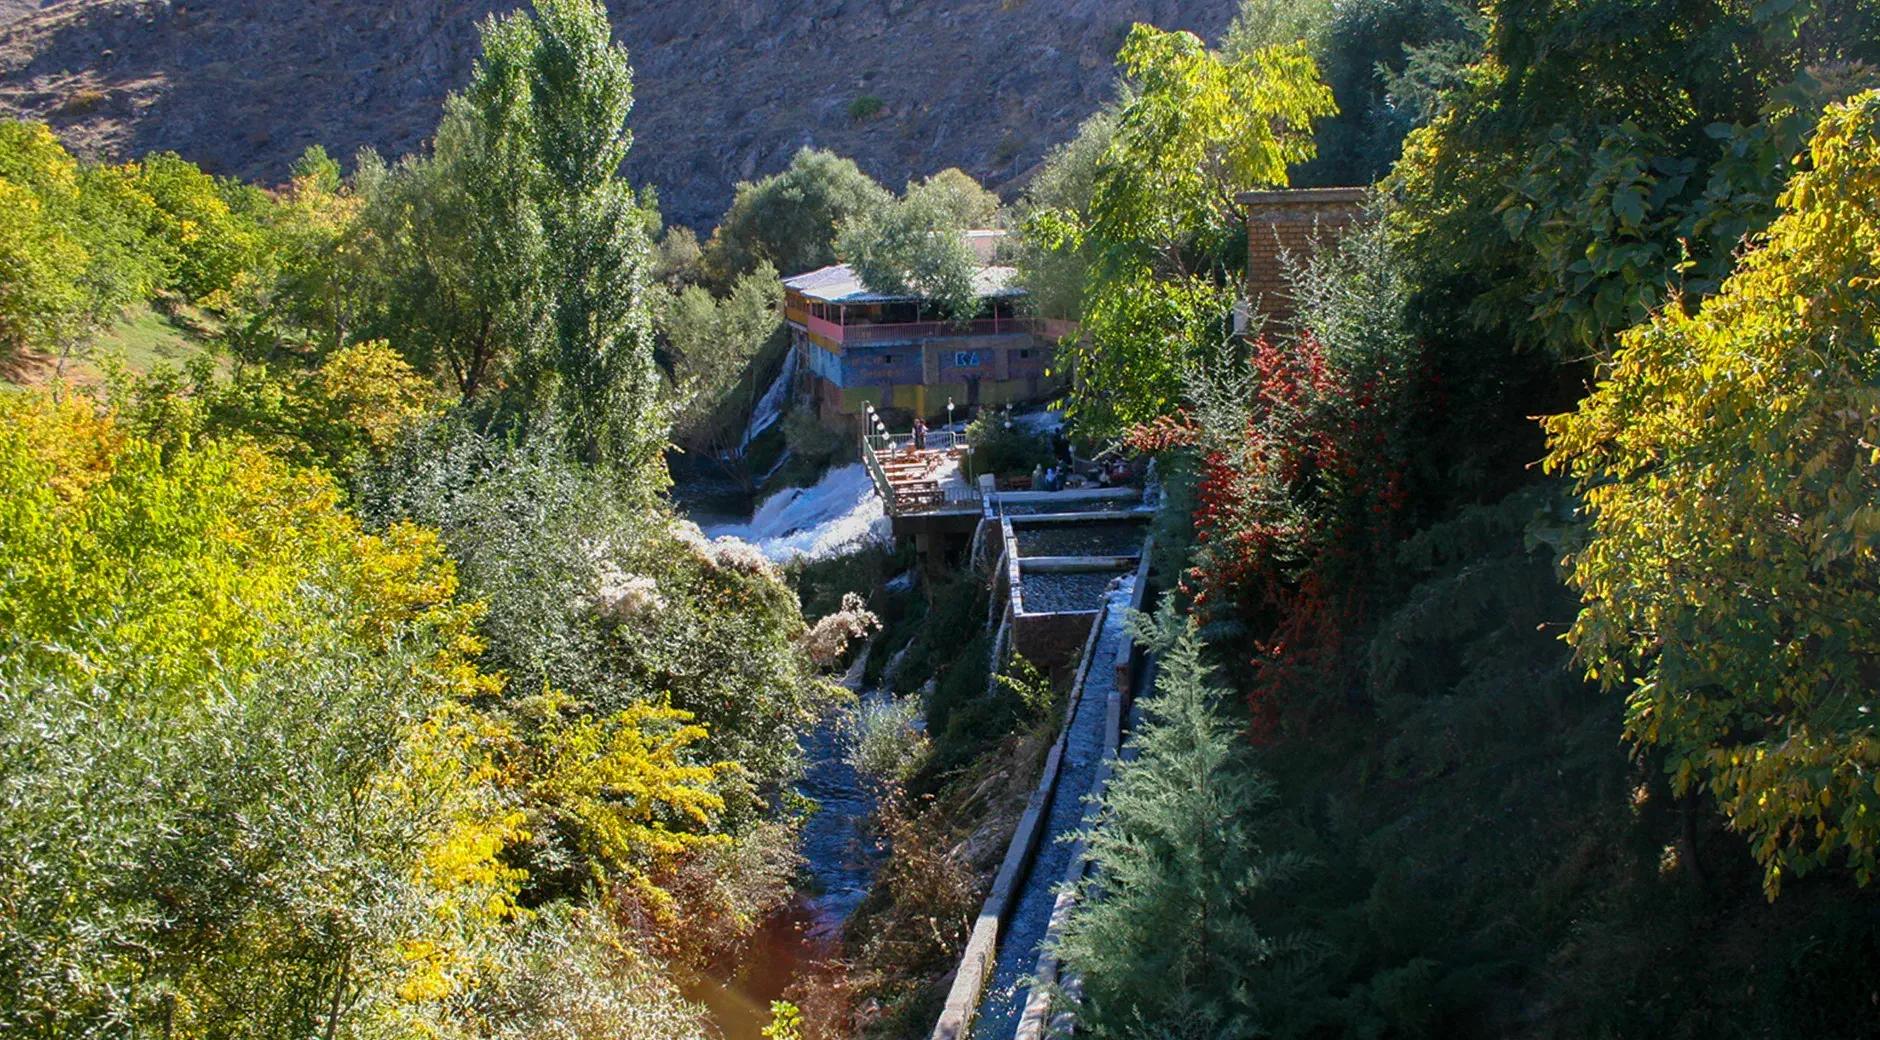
[91, 305, 204, 371]
[1, 305, 217, 390]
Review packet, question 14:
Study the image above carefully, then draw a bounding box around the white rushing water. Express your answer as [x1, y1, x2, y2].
[740, 349, 797, 450]
[703, 463, 888, 562]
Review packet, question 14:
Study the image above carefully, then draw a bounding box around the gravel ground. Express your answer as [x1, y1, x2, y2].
[1020, 570, 1123, 614]
[1014, 520, 1149, 559]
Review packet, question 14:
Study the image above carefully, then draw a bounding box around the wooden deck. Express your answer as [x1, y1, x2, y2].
[862, 438, 978, 517]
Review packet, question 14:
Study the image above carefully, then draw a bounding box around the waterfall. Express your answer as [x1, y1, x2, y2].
[702, 463, 889, 562]
[740, 349, 797, 450]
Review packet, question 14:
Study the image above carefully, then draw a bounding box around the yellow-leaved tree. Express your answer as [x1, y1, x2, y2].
[0, 392, 516, 1036]
[1545, 91, 1880, 897]
[0, 388, 738, 1037]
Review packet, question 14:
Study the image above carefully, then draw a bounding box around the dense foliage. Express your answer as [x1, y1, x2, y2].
[1225, 0, 1478, 187]
[1546, 92, 1880, 897]
[0, 121, 246, 363]
[1030, 23, 1335, 436]
[703, 147, 893, 286]
[661, 261, 784, 451]
[0, 393, 711, 1037]
[1387, 0, 1879, 357]
[353, 0, 665, 472]
[1043, 5, 1880, 1039]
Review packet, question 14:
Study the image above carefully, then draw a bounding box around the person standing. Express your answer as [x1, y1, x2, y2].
[913, 417, 928, 451]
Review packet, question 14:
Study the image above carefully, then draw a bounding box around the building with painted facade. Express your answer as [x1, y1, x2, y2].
[782, 231, 1060, 422]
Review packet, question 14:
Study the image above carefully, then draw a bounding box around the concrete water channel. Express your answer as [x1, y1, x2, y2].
[931, 491, 1156, 1040]
[971, 587, 1134, 1039]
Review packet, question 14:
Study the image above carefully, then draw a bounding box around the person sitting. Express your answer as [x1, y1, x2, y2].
[1044, 465, 1059, 492]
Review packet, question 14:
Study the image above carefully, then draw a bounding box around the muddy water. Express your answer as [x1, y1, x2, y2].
[688, 693, 884, 1039]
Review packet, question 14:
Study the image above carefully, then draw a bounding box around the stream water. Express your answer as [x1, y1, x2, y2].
[741, 349, 798, 450]
[702, 463, 888, 563]
[684, 688, 885, 1040]
[681, 466, 889, 1037]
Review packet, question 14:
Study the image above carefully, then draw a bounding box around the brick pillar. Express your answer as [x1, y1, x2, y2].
[1238, 186, 1369, 330]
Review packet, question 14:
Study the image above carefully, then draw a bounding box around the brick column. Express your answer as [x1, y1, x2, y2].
[1238, 186, 1369, 330]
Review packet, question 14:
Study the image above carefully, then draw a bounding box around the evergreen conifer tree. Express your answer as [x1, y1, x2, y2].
[1053, 607, 1311, 1038]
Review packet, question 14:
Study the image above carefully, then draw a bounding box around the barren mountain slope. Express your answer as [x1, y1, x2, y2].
[0, 0, 1237, 228]
[0, 2, 46, 28]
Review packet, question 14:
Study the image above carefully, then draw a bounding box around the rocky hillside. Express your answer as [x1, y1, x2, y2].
[0, 2, 46, 27]
[0, 0, 1237, 229]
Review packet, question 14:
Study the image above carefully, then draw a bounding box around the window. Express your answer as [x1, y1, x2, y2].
[1019, 350, 1031, 359]
[882, 355, 894, 363]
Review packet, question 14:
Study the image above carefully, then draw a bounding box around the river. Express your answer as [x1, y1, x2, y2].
[680, 469, 893, 1039]
[682, 679, 887, 1039]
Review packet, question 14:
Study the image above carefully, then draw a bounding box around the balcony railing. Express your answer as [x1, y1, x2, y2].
[803, 313, 1034, 346]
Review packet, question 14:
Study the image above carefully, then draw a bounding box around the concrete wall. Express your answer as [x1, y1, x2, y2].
[1011, 611, 1099, 679]
[796, 330, 1065, 420]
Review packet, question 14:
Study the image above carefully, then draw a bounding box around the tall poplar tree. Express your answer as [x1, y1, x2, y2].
[364, 0, 664, 476]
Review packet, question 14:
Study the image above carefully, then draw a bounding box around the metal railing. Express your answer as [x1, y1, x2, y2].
[806, 314, 1035, 346]
[859, 410, 972, 517]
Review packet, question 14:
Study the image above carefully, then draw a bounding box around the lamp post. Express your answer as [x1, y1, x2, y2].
[946, 397, 956, 451]
[863, 404, 875, 455]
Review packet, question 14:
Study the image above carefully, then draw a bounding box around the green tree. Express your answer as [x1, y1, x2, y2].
[354, 421, 839, 826]
[365, 0, 662, 472]
[1225, 0, 1477, 187]
[0, 121, 169, 362]
[1387, 0, 1880, 358]
[1544, 92, 1880, 897]
[1054, 608, 1311, 1037]
[1220, 0, 1331, 58]
[358, 100, 551, 401]
[1030, 23, 1334, 436]
[908, 166, 1003, 228]
[523, 0, 665, 471]
[133, 152, 262, 300]
[1012, 108, 1115, 321]
[0, 392, 519, 1038]
[0, 175, 86, 357]
[652, 223, 705, 288]
[702, 147, 892, 284]
[291, 143, 343, 193]
[661, 261, 783, 451]
[836, 183, 983, 323]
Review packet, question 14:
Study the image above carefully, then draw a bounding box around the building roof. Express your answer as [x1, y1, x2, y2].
[781, 261, 1024, 305]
